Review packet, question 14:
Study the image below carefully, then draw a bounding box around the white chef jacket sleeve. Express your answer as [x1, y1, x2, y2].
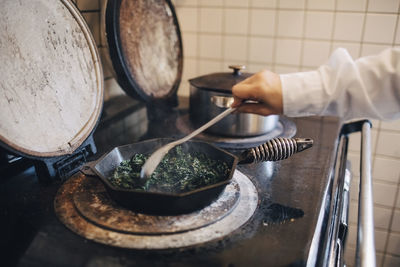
[280, 47, 400, 121]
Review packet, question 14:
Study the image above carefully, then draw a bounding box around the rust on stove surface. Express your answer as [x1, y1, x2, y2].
[71, 175, 240, 234]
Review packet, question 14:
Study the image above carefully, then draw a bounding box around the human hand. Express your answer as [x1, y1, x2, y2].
[231, 70, 283, 116]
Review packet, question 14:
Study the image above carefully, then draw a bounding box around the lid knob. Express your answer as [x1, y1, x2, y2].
[229, 65, 246, 76]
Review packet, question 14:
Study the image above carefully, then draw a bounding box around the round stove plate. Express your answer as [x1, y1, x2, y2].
[72, 177, 240, 234]
[54, 170, 258, 249]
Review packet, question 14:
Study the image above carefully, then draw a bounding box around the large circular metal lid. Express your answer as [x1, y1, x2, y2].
[0, 0, 103, 158]
[189, 65, 252, 93]
[105, 0, 183, 105]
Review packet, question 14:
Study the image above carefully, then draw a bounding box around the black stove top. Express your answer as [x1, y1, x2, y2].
[0, 96, 342, 267]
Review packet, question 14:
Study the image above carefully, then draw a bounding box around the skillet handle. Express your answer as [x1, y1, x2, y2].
[238, 137, 313, 164]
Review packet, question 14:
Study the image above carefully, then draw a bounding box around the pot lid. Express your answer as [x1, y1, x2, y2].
[0, 0, 103, 158]
[104, 0, 183, 105]
[189, 65, 252, 93]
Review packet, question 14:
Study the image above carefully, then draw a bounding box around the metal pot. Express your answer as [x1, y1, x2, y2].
[189, 65, 279, 137]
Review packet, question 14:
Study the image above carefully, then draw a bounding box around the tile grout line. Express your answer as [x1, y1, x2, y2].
[271, 1, 279, 72]
[185, 4, 400, 15]
[196, 3, 201, 76]
[245, 0, 252, 71]
[328, 0, 338, 56]
[182, 31, 399, 46]
[391, 2, 400, 47]
[221, 1, 226, 72]
[299, 0, 307, 71]
[358, 0, 369, 58]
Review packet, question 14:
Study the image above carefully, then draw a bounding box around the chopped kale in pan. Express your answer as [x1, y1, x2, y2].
[109, 146, 231, 194]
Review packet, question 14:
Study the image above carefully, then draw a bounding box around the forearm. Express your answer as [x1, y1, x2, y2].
[281, 48, 400, 121]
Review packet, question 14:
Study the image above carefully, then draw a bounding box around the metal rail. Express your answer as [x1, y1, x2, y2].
[306, 120, 375, 266]
[355, 122, 376, 267]
[340, 120, 376, 267]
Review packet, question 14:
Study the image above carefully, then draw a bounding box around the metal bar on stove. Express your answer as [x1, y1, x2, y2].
[355, 121, 376, 267]
[319, 120, 376, 267]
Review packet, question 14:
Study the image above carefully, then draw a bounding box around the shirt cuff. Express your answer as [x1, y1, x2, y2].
[280, 71, 325, 117]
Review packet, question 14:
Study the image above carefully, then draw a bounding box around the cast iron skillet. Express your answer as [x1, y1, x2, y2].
[82, 137, 313, 215]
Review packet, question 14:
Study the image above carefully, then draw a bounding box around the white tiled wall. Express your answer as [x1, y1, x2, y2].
[75, 0, 400, 266]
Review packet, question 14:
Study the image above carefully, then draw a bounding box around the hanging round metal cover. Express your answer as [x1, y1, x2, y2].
[0, 0, 103, 158]
[104, 0, 183, 105]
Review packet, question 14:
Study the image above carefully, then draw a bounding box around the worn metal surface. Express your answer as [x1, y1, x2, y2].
[0, 0, 103, 157]
[118, 0, 182, 99]
[54, 170, 258, 249]
[72, 175, 240, 234]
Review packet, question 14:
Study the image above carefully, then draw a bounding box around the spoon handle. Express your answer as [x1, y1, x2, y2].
[180, 107, 236, 143]
[140, 107, 236, 178]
